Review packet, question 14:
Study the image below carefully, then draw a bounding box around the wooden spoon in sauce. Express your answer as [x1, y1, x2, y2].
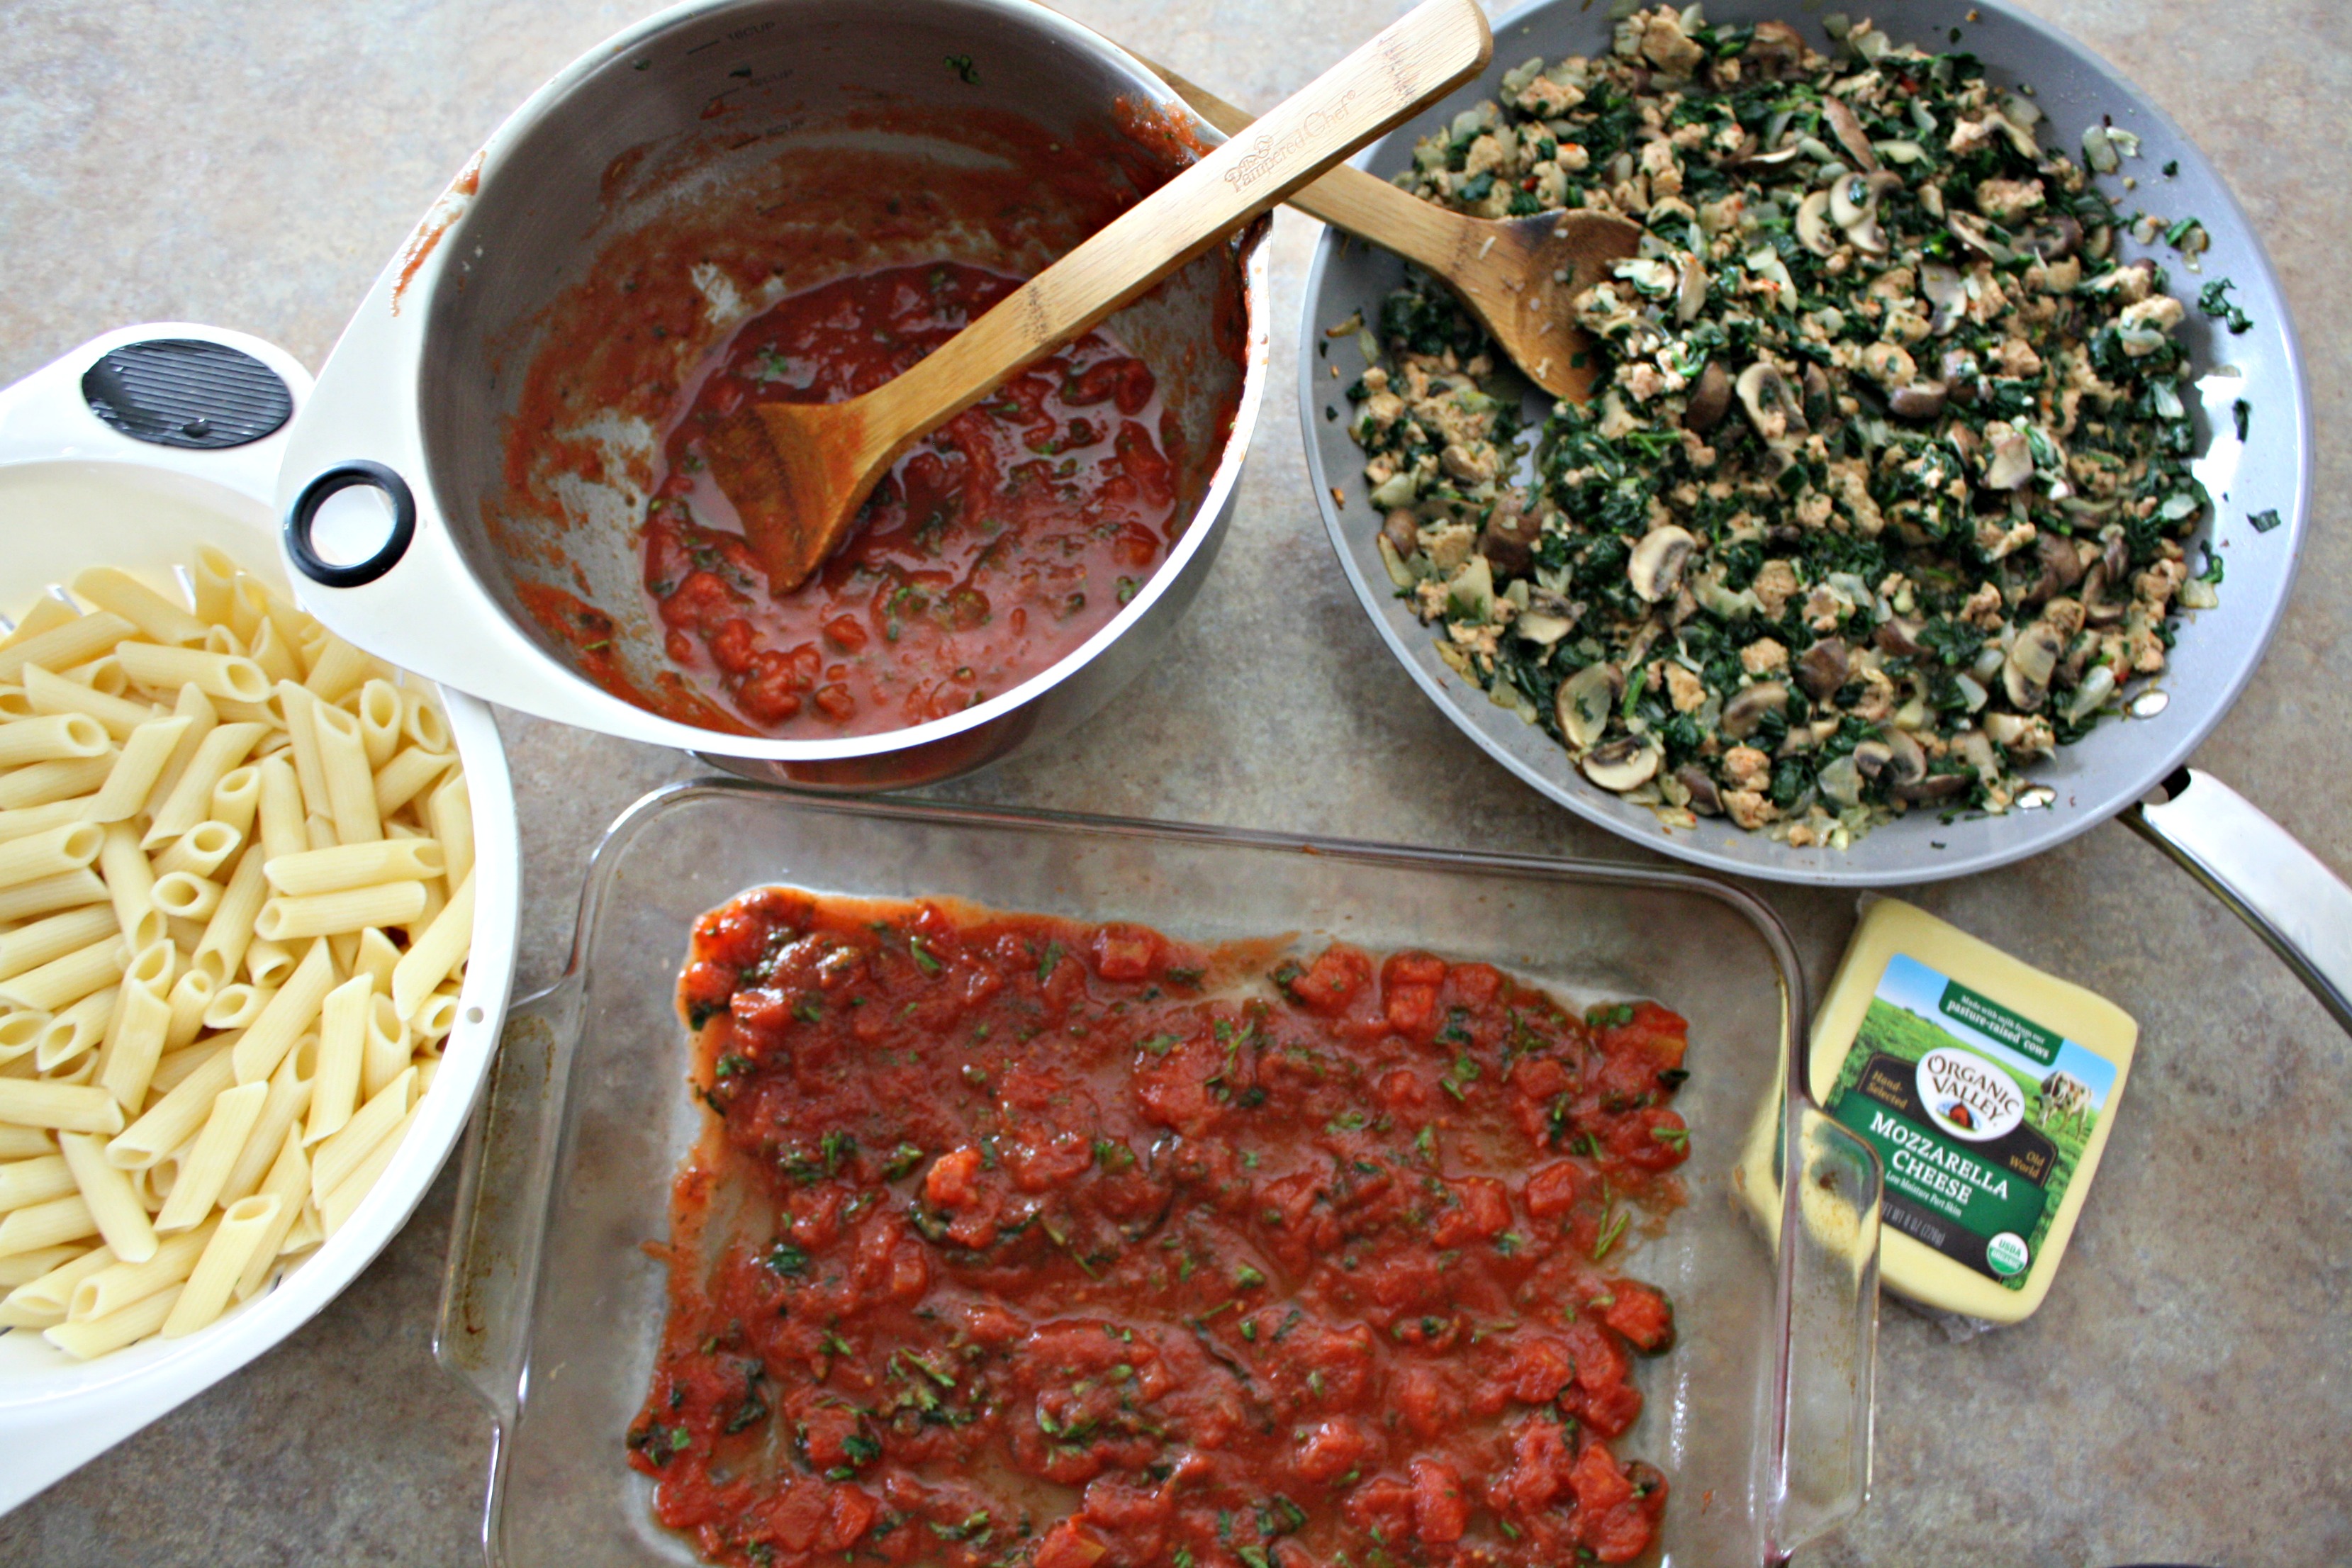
[708, 0, 1495, 595]
[1145, 62, 1643, 404]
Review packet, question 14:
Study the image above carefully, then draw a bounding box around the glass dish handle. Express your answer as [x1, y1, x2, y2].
[1771, 1104, 1883, 1559]
[434, 974, 585, 1429]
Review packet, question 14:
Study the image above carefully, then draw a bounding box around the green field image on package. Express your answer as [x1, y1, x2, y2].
[1825, 953, 2118, 1288]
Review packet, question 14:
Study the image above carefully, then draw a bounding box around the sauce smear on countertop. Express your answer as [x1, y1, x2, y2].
[632, 891, 1687, 1568]
[644, 262, 1182, 736]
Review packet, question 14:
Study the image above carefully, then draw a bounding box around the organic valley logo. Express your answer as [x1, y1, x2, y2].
[1915, 1045, 2024, 1143]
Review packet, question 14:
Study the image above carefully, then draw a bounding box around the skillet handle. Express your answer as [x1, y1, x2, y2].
[2123, 768, 2352, 1034]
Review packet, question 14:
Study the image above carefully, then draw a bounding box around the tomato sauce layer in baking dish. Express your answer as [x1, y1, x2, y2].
[629, 889, 1692, 1568]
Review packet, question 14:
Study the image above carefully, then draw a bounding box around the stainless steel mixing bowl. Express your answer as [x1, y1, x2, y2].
[275, 0, 1267, 790]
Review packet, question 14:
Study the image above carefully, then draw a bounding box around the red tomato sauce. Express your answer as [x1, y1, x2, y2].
[642, 263, 1182, 736]
[633, 892, 1689, 1568]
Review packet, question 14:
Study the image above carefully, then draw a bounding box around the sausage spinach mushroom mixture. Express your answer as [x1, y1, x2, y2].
[1347, 6, 2221, 844]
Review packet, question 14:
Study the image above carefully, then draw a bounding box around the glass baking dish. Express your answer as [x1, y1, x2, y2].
[434, 783, 1880, 1567]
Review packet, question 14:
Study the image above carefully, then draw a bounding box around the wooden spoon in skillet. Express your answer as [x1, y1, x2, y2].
[1145, 61, 1643, 403]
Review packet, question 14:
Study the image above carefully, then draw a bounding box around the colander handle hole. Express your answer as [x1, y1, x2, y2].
[286, 461, 416, 588]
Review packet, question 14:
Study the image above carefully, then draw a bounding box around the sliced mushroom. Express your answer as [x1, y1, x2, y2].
[1829, 173, 1875, 229]
[1628, 525, 1696, 604]
[1794, 637, 1851, 702]
[1983, 712, 2050, 754]
[1515, 590, 1581, 646]
[1744, 20, 1806, 79]
[1735, 362, 1802, 440]
[1951, 729, 2000, 781]
[1820, 96, 1879, 172]
[2002, 621, 2065, 711]
[1555, 661, 1622, 749]
[2020, 530, 2087, 610]
[1796, 189, 1837, 257]
[1857, 727, 1928, 786]
[1833, 171, 1903, 254]
[2019, 213, 2082, 259]
[1947, 210, 2015, 262]
[1891, 772, 1971, 803]
[1873, 617, 1929, 658]
[1919, 264, 1969, 336]
[1718, 681, 1789, 740]
[1580, 736, 1662, 793]
[1674, 765, 1723, 816]
[2081, 561, 2124, 627]
[1888, 379, 1949, 420]
[1676, 255, 1709, 323]
[1980, 424, 2035, 490]
[2101, 529, 2131, 583]
[1801, 362, 1833, 428]
[1683, 360, 1733, 432]
[1477, 491, 1542, 578]
[1939, 346, 1983, 401]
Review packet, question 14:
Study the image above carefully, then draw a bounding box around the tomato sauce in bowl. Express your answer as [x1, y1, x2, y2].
[631, 890, 1689, 1568]
[646, 264, 1184, 737]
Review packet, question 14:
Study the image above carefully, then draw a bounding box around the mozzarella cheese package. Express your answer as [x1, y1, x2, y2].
[1738, 897, 2138, 1325]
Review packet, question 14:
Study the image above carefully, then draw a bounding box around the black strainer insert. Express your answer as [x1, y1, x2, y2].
[81, 338, 292, 449]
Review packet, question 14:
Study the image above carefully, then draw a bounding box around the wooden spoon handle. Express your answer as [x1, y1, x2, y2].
[858, 0, 1493, 465]
[1144, 60, 1474, 279]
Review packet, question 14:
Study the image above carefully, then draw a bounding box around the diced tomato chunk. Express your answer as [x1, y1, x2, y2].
[1602, 1281, 1676, 1354]
[1523, 1160, 1586, 1219]
[1033, 1519, 1109, 1568]
[1090, 924, 1162, 981]
[1432, 1176, 1511, 1245]
[1283, 946, 1370, 1014]
[1410, 1458, 1469, 1544]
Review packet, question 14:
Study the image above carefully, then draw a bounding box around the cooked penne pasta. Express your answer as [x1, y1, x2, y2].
[0, 868, 107, 924]
[84, 714, 192, 822]
[354, 681, 403, 771]
[152, 820, 241, 880]
[57, 1130, 157, 1263]
[319, 1104, 415, 1237]
[0, 905, 118, 985]
[0, 1191, 96, 1258]
[0, 550, 476, 1359]
[35, 985, 116, 1073]
[362, 992, 408, 1102]
[391, 870, 473, 1021]
[220, 1041, 312, 1206]
[0, 1243, 112, 1327]
[107, 1044, 233, 1168]
[257, 881, 425, 942]
[0, 612, 137, 686]
[97, 973, 174, 1110]
[311, 702, 381, 846]
[70, 567, 209, 648]
[371, 746, 454, 819]
[231, 938, 335, 1084]
[162, 1193, 279, 1337]
[0, 1075, 127, 1136]
[143, 722, 267, 847]
[0, 1124, 56, 1160]
[0, 1153, 77, 1212]
[0, 933, 127, 1014]
[0, 754, 115, 812]
[0, 597, 81, 652]
[310, 1066, 414, 1202]
[302, 637, 371, 705]
[155, 1080, 267, 1231]
[65, 1221, 211, 1322]
[234, 1128, 307, 1301]
[19, 663, 157, 741]
[0, 1242, 87, 1292]
[244, 937, 294, 987]
[152, 871, 225, 922]
[0, 822, 104, 890]
[0, 712, 110, 767]
[307, 975, 369, 1147]
[99, 822, 164, 953]
[264, 838, 443, 897]
[210, 764, 260, 839]
[113, 644, 271, 705]
[194, 846, 267, 985]
[0, 797, 100, 844]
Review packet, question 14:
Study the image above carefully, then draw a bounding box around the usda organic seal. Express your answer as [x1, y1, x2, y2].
[1985, 1231, 2032, 1278]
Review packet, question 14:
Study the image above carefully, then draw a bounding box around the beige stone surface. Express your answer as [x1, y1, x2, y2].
[1, 0, 2345, 1562]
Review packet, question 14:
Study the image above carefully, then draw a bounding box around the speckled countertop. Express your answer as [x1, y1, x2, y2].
[1, 0, 2345, 1562]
